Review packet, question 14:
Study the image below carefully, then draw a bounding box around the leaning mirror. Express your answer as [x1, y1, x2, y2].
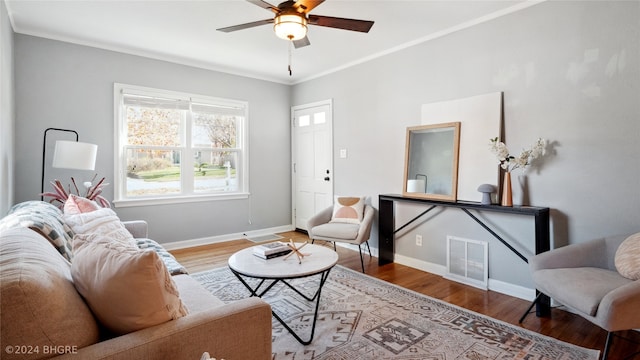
[403, 122, 461, 201]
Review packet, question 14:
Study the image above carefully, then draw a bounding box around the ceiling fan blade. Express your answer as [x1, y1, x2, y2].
[293, 0, 324, 14]
[246, 0, 280, 14]
[217, 19, 274, 33]
[308, 15, 374, 33]
[293, 36, 311, 49]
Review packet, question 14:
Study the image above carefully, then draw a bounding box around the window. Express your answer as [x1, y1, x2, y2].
[114, 84, 248, 206]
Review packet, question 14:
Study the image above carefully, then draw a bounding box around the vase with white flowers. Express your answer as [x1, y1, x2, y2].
[489, 137, 547, 206]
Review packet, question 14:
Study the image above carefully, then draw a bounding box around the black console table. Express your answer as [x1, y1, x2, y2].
[378, 193, 551, 316]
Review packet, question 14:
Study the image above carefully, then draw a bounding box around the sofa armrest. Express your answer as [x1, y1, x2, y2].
[530, 238, 608, 272]
[307, 206, 333, 233]
[122, 220, 148, 239]
[54, 297, 272, 360]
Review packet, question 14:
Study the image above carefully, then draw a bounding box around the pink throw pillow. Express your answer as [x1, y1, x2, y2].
[330, 196, 365, 224]
[71, 233, 189, 334]
[64, 194, 101, 215]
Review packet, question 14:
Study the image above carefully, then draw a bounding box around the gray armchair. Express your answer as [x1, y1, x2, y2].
[307, 204, 375, 272]
[520, 233, 640, 359]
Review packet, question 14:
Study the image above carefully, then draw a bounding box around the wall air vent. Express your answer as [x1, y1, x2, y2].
[445, 236, 488, 290]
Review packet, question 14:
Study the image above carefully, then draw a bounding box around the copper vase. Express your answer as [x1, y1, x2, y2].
[501, 172, 513, 207]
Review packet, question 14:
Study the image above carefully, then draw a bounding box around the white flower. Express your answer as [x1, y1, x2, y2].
[489, 137, 547, 172]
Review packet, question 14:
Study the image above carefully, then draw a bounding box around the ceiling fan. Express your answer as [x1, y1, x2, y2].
[217, 0, 375, 48]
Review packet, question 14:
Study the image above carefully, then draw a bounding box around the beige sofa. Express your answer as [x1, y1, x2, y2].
[1, 208, 272, 360]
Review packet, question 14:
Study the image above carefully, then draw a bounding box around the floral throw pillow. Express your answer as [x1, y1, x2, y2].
[330, 196, 365, 224]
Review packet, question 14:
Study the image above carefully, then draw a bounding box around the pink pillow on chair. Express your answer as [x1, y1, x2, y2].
[330, 196, 365, 224]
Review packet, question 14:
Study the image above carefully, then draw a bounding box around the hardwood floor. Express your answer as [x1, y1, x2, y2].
[170, 231, 640, 359]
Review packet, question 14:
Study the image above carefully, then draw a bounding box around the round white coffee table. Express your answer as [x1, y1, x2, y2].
[228, 243, 338, 345]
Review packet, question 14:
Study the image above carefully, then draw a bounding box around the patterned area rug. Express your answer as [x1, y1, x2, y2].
[192, 265, 599, 360]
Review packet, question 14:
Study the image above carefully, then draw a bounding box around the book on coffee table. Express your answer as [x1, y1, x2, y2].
[252, 241, 292, 259]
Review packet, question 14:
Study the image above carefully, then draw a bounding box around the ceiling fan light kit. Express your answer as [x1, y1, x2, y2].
[218, 0, 374, 75]
[274, 13, 308, 40]
[218, 0, 374, 47]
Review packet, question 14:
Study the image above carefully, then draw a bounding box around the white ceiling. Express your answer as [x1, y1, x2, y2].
[6, 0, 539, 84]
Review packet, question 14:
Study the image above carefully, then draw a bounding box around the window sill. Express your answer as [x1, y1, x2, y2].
[113, 192, 250, 208]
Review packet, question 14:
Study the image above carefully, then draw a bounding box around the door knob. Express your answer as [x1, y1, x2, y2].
[324, 176, 330, 181]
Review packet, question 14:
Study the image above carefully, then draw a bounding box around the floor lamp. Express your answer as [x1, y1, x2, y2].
[41, 128, 98, 201]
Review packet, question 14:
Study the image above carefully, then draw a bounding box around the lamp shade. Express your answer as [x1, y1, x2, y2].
[407, 179, 426, 193]
[52, 140, 98, 170]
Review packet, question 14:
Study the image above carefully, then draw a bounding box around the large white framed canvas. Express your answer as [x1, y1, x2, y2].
[421, 92, 502, 202]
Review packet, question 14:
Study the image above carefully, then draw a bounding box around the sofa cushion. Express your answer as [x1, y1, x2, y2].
[71, 233, 189, 335]
[312, 222, 360, 240]
[63, 194, 101, 214]
[615, 232, 640, 280]
[0, 201, 74, 261]
[63, 207, 138, 248]
[533, 267, 632, 316]
[172, 274, 225, 313]
[330, 196, 365, 224]
[0, 228, 99, 360]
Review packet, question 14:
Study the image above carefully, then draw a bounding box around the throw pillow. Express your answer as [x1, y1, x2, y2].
[71, 233, 189, 334]
[0, 201, 75, 262]
[615, 232, 640, 280]
[330, 196, 365, 224]
[63, 194, 101, 215]
[136, 238, 189, 275]
[63, 207, 138, 248]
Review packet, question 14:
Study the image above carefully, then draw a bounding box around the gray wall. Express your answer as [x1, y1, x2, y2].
[292, 1, 640, 288]
[7, 1, 640, 290]
[13, 35, 292, 243]
[0, 0, 14, 215]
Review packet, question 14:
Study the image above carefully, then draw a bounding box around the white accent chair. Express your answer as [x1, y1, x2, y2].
[307, 204, 375, 273]
[519, 233, 640, 360]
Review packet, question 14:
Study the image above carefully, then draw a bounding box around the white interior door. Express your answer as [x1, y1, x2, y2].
[292, 100, 333, 231]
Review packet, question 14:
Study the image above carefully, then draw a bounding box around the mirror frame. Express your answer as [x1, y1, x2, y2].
[402, 122, 461, 201]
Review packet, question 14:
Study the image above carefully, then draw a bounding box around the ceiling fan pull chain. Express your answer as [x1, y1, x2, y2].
[288, 40, 293, 76]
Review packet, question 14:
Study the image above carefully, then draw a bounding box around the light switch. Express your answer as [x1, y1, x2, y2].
[339, 149, 348, 158]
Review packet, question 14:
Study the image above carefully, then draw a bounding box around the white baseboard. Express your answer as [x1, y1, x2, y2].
[488, 278, 536, 301]
[394, 254, 448, 276]
[162, 224, 294, 251]
[394, 254, 535, 301]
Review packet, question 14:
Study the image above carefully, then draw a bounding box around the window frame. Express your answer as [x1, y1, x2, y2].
[113, 83, 249, 207]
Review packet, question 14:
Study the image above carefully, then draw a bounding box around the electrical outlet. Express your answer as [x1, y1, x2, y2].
[416, 234, 423, 247]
